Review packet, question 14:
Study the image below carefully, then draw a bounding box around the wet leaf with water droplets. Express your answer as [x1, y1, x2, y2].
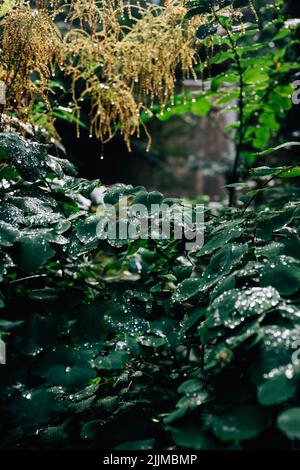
[258, 364, 300, 406]
[43, 364, 96, 390]
[209, 405, 270, 441]
[0, 133, 48, 181]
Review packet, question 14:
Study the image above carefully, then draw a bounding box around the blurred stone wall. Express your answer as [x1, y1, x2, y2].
[60, 90, 236, 200]
[112, 107, 235, 199]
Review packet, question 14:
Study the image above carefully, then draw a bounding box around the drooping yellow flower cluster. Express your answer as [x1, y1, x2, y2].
[0, 1, 62, 135]
[64, 1, 200, 149]
[0, 1, 205, 150]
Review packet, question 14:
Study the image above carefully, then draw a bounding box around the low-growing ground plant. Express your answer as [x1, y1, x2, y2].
[0, 0, 300, 451]
[0, 133, 300, 449]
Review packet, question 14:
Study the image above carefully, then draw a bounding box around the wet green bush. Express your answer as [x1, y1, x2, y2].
[0, 133, 300, 449]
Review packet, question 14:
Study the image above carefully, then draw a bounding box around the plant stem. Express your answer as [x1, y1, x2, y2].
[213, 10, 244, 207]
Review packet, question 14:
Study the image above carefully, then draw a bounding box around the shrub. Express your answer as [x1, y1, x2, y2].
[0, 133, 299, 449]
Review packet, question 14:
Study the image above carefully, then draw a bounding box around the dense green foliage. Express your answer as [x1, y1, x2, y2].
[0, 0, 300, 452]
[0, 133, 300, 449]
[157, 0, 299, 192]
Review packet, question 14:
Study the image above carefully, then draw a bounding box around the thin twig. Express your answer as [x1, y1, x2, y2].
[5, 273, 47, 285]
[212, 10, 245, 207]
[242, 162, 300, 215]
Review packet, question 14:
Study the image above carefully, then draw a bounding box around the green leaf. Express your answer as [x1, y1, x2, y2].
[133, 191, 164, 211]
[95, 350, 129, 370]
[256, 208, 296, 240]
[258, 365, 300, 406]
[177, 379, 203, 394]
[203, 243, 248, 282]
[76, 215, 101, 245]
[250, 326, 298, 384]
[38, 425, 68, 449]
[259, 259, 300, 296]
[81, 420, 105, 440]
[103, 184, 133, 205]
[209, 405, 270, 442]
[244, 66, 269, 84]
[7, 389, 61, 428]
[138, 334, 167, 348]
[0, 133, 48, 181]
[172, 278, 204, 302]
[211, 73, 238, 91]
[46, 155, 77, 178]
[0, 221, 20, 247]
[196, 23, 218, 39]
[170, 424, 216, 450]
[213, 50, 234, 65]
[0, 319, 24, 330]
[71, 301, 106, 343]
[28, 288, 60, 302]
[101, 297, 149, 336]
[191, 97, 211, 116]
[14, 236, 55, 273]
[0, 203, 25, 226]
[253, 127, 271, 150]
[16, 313, 60, 356]
[177, 389, 210, 409]
[254, 141, 300, 156]
[43, 364, 96, 390]
[179, 307, 205, 335]
[197, 226, 243, 256]
[205, 287, 280, 330]
[251, 166, 300, 179]
[277, 408, 300, 440]
[234, 287, 280, 316]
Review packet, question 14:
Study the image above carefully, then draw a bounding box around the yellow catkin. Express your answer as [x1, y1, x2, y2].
[64, 1, 200, 150]
[0, 0, 236, 151]
[0, 1, 61, 131]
